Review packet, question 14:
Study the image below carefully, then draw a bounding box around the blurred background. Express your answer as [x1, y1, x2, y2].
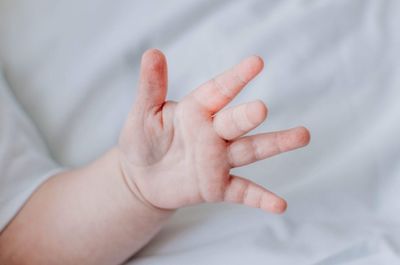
[1, 0, 399, 264]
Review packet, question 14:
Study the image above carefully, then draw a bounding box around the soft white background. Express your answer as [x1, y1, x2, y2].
[0, 0, 399, 264]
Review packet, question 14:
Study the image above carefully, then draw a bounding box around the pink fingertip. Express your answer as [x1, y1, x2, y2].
[238, 55, 265, 83]
[293, 126, 311, 147]
[247, 100, 268, 124]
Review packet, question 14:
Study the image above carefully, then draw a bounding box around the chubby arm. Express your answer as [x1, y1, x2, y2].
[0, 49, 309, 265]
[0, 148, 173, 265]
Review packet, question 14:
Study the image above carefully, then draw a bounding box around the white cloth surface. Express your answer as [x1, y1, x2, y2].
[0, 0, 400, 264]
[0, 69, 62, 231]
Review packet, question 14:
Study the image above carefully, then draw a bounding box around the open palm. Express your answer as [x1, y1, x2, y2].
[118, 49, 310, 213]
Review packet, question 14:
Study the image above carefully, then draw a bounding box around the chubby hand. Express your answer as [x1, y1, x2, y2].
[118, 49, 310, 214]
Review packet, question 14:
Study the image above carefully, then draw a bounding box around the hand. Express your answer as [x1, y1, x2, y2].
[118, 49, 310, 214]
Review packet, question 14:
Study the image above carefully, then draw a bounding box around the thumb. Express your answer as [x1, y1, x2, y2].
[136, 49, 168, 113]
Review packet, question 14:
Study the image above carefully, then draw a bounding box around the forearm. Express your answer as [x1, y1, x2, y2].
[0, 148, 174, 265]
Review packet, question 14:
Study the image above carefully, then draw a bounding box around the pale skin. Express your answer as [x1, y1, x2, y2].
[0, 49, 310, 265]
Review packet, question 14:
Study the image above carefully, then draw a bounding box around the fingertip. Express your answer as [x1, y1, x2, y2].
[250, 55, 264, 71]
[257, 100, 268, 121]
[141, 48, 167, 68]
[274, 199, 287, 214]
[295, 126, 311, 146]
[143, 48, 165, 58]
[238, 55, 264, 83]
[260, 193, 287, 214]
[247, 100, 268, 125]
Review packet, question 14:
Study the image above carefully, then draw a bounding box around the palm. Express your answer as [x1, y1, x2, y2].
[119, 49, 310, 214]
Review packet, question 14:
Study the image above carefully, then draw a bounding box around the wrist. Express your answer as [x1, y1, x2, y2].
[112, 147, 176, 216]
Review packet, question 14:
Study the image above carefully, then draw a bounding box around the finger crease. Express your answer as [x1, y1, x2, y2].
[223, 176, 234, 201]
[226, 144, 235, 167]
[232, 108, 246, 133]
[274, 133, 283, 153]
[244, 104, 257, 127]
[250, 138, 261, 161]
[234, 72, 247, 86]
[212, 78, 234, 101]
[259, 193, 266, 209]
[242, 181, 251, 204]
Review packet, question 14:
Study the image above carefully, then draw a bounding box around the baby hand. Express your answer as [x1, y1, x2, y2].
[118, 49, 310, 214]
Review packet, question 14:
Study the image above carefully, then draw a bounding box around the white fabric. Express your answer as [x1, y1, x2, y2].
[1, 0, 400, 264]
[0, 69, 62, 231]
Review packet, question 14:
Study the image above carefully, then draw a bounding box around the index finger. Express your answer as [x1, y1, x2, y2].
[185, 55, 264, 114]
